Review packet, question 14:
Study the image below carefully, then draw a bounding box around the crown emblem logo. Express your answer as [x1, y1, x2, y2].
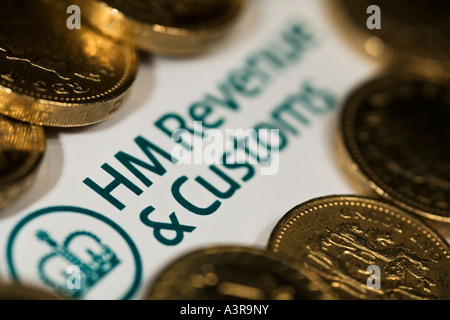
[36, 230, 120, 298]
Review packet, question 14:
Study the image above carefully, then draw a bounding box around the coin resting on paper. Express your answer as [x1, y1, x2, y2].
[72, 0, 247, 56]
[147, 246, 336, 300]
[0, 0, 137, 128]
[267, 196, 450, 300]
[335, 73, 450, 223]
[0, 0, 449, 301]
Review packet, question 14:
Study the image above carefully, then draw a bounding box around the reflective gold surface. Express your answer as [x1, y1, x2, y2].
[147, 246, 336, 300]
[0, 115, 45, 211]
[335, 73, 450, 223]
[0, 0, 137, 127]
[267, 196, 450, 300]
[74, 0, 247, 56]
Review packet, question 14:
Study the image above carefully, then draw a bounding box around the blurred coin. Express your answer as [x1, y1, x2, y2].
[335, 73, 450, 223]
[147, 246, 336, 300]
[333, 0, 450, 75]
[0, 282, 62, 300]
[74, 0, 247, 56]
[0, 0, 137, 127]
[0, 115, 45, 211]
[267, 195, 450, 300]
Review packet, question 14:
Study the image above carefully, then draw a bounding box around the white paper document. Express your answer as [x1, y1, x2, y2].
[2, 0, 442, 300]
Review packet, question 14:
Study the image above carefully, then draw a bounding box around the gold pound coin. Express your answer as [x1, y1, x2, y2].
[267, 196, 450, 300]
[333, 0, 450, 76]
[147, 246, 336, 300]
[335, 73, 450, 223]
[0, 0, 137, 127]
[74, 0, 247, 56]
[0, 282, 62, 300]
[0, 115, 45, 211]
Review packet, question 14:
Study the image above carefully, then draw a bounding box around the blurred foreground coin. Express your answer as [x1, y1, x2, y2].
[147, 246, 336, 300]
[334, 0, 450, 76]
[0, 115, 45, 211]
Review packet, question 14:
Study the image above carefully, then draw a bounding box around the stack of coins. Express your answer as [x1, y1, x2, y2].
[0, 0, 136, 212]
[0, 0, 246, 216]
[146, 1, 450, 301]
[0, 0, 247, 299]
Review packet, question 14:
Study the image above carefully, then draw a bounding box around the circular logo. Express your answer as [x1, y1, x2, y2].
[7, 206, 142, 300]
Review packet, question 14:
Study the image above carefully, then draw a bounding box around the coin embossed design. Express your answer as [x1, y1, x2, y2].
[73, 0, 247, 56]
[335, 0, 450, 64]
[0, 115, 45, 210]
[0, 0, 137, 127]
[267, 196, 450, 300]
[335, 73, 450, 222]
[147, 246, 336, 300]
